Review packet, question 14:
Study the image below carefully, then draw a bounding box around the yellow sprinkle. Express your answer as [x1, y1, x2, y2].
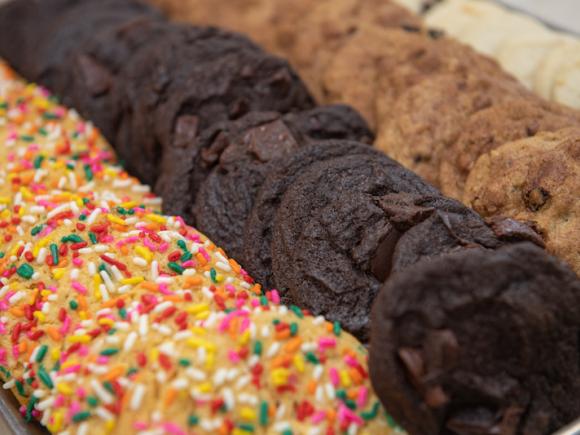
[0, 209, 9, 219]
[40, 290, 52, 299]
[239, 330, 250, 346]
[186, 303, 210, 315]
[0, 197, 10, 205]
[293, 354, 305, 373]
[233, 430, 253, 435]
[48, 410, 64, 432]
[150, 348, 159, 362]
[50, 349, 60, 361]
[107, 214, 126, 226]
[187, 337, 216, 351]
[56, 383, 73, 395]
[135, 246, 152, 262]
[33, 97, 50, 110]
[104, 419, 115, 432]
[121, 276, 144, 286]
[205, 352, 215, 370]
[197, 382, 212, 393]
[98, 318, 114, 327]
[195, 311, 210, 320]
[271, 368, 290, 386]
[120, 201, 137, 209]
[67, 334, 91, 344]
[33, 311, 45, 322]
[19, 187, 33, 200]
[340, 370, 352, 388]
[239, 407, 256, 421]
[190, 327, 208, 336]
[145, 213, 166, 224]
[78, 311, 89, 320]
[52, 268, 65, 280]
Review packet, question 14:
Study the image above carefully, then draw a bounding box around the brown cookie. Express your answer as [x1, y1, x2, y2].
[464, 127, 580, 274]
[370, 242, 580, 435]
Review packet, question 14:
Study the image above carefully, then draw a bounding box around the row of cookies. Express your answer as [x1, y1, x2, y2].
[0, 1, 580, 434]
[0, 62, 396, 435]
[419, 0, 580, 109]
[0, 0, 553, 341]
[148, 0, 580, 275]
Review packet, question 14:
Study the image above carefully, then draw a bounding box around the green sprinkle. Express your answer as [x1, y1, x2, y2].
[72, 411, 91, 423]
[89, 232, 97, 244]
[83, 164, 93, 181]
[177, 240, 187, 251]
[31, 225, 44, 236]
[15, 380, 26, 397]
[282, 430, 293, 435]
[37, 366, 54, 389]
[180, 251, 192, 262]
[0, 102, 8, 110]
[305, 352, 319, 364]
[69, 300, 78, 310]
[290, 322, 298, 336]
[345, 399, 357, 410]
[119, 307, 127, 320]
[107, 328, 117, 336]
[168, 262, 184, 275]
[333, 321, 342, 336]
[290, 305, 304, 318]
[42, 112, 60, 121]
[126, 368, 138, 377]
[98, 263, 108, 273]
[38, 127, 48, 136]
[0, 253, 4, 259]
[79, 214, 87, 221]
[16, 264, 34, 280]
[33, 155, 45, 169]
[66, 162, 75, 171]
[178, 358, 191, 367]
[260, 296, 268, 306]
[361, 402, 381, 421]
[336, 389, 347, 400]
[0, 366, 10, 378]
[209, 268, 217, 283]
[238, 423, 255, 432]
[25, 396, 38, 422]
[49, 243, 59, 265]
[259, 401, 269, 426]
[103, 381, 115, 394]
[100, 348, 119, 356]
[82, 198, 90, 205]
[20, 134, 34, 142]
[35, 345, 48, 363]
[253, 341, 262, 356]
[61, 234, 83, 243]
[87, 396, 99, 408]
[272, 319, 280, 325]
[188, 415, 199, 426]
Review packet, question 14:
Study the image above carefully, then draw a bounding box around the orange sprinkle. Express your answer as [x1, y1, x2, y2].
[228, 258, 241, 274]
[283, 337, 302, 354]
[275, 329, 291, 340]
[307, 380, 317, 395]
[250, 284, 262, 296]
[163, 388, 178, 409]
[101, 364, 127, 382]
[349, 368, 363, 385]
[9, 306, 25, 317]
[46, 327, 62, 341]
[184, 276, 202, 288]
[195, 253, 207, 266]
[139, 281, 159, 292]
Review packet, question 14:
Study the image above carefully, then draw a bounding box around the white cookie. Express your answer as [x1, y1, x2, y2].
[497, 34, 570, 90]
[534, 40, 577, 99]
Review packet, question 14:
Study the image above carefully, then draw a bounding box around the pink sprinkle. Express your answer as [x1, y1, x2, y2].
[76, 387, 87, 399]
[228, 351, 241, 363]
[161, 423, 186, 435]
[270, 290, 281, 304]
[338, 404, 364, 426]
[181, 260, 195, 268]
[0, 348, 7, 363]
[225, 284, 236, 296]
[318, 337, 337, 350]
[54, 395, 66, 407]
[78, 345, 89, 357]
[11, 345, 18, 359]
[96, 356, 109, 364]
[329, 368, 340, 387]
[63, 364, 81, 374]
[199, 247, 210, 262]
[311, 411, 327, 424]
[71, 281, 87, 295]
[0, 322, 6, 335]
[158, 242, 169, 253]
[250, 299, 260, 308]
[357, 387, 369, 408]
[72, 257, 83, 267]
[133, 422, 149, 430]
[143, 238, 156, 251]
[59, 317, 71, 335]
[344, 354, 360, 368]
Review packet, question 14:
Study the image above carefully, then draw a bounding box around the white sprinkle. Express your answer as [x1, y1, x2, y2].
[36, 397, 55, 411]
[133, 257, 147, 267]
[185, 367, 206, 381]
[91, 379, 114, 405]
[171, 378, 188, 390]
[325, 383, 336, 400]
[130, 384, 146, 411]
[123, 332, 137, 353]
[222, 388, 235, 410]
[86, 208, 101, 225]
[2, 380, 15, 389]
[78, 248, 93, 255]
[47, 203, 70, 219]
[36, 248, 48, 264]
[94, 244, 108, 253]
[313, 365, 323, 381]
[216, 261, 232, 272]
[150, 260, 158, 281]
[8, 291, 24, 305]
[110, 265, 123, 282]
[100, 271, 116, 294]
[266, 342, 281, 358]
[139, 314, 149, 337]
[77, 422, 89, 435]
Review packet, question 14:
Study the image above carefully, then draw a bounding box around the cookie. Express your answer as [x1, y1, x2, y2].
[271, 153, 439, 338]
[439, 97, 580, 199]
[241, 141, 376, 290]
[370, 242, 580, 435]
[464, 128, 580, 274]
[191, 106, 373, 262]
[115, 25, 313, 185]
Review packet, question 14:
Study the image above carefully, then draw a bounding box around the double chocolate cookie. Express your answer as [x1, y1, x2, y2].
[370, 242, 580, 435]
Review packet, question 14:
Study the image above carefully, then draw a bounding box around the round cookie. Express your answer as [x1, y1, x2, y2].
[369, 243, 580, 435]
[241, 141, 376, 289]
[464, 127, 580, 275]
[191, 106, 373, 262]
[271, 153, 439, 338]
[439, 97, 580, 199]
[115, 24, 313, 185]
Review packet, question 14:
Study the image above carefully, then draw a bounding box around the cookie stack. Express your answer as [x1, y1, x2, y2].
[0, 1, 579, 435]
[152, 0, 580, 275]
[0, 62, 395, 435]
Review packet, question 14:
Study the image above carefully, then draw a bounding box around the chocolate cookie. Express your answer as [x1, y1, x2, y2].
[370, 243, 580, 435]
[115, 24, 314, 185]
[270, 153, 439, 337]
[189, 106, 373, 260]
[275, 186, 541, 340]
[242, 141, 377, 289]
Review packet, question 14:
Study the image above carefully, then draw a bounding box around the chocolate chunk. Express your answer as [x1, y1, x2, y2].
[370, 243, 580, 435]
